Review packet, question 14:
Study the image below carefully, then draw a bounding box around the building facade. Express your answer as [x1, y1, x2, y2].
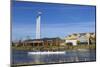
[22, 38, 63, 47]
[65, 32, 95, 46]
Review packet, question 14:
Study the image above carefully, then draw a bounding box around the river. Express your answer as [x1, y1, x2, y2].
[11, 49, 96, 65]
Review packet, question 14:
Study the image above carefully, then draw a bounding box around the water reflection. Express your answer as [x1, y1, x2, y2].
[12, 49, 96, 65]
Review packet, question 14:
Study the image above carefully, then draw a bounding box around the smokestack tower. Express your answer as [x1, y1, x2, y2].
[36, 11, 42, 39]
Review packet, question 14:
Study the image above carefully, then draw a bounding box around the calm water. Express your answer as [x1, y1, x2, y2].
[12, 49, 96, 65]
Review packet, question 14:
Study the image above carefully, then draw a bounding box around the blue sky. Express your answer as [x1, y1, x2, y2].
[12, 1, 96, 41]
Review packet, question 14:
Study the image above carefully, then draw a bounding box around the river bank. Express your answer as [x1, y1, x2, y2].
[11, 44, 96, 51]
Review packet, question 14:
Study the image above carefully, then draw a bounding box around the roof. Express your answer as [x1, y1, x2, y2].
[24, 37, 61, 42]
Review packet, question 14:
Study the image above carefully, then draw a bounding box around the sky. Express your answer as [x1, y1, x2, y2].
[12, 1, 96, 41]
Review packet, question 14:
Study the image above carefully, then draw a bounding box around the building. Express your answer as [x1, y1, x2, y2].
[22, 37, 63, 47]
[65, 32, 95, 46]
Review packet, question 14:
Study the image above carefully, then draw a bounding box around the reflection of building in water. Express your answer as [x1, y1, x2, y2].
[65, 32, 95, 46]
[23, 38, 63, 47]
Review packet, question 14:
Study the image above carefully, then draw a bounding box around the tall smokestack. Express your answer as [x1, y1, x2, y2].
[36, 11, 42, 39]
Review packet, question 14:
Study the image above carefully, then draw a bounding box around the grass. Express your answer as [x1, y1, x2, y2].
[11, 44, 96, 51]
